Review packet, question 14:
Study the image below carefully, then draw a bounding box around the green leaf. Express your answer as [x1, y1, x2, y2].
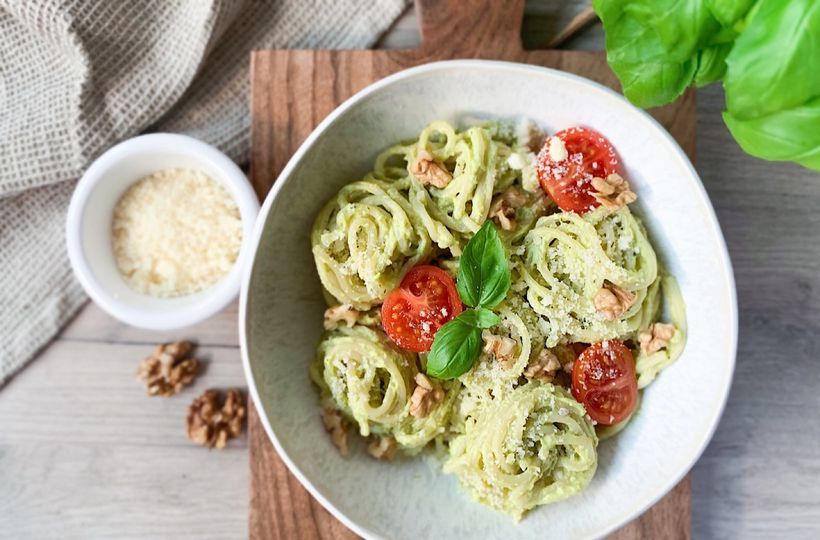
[625, 0, 723, 61]
[593, 0, 820, 170]
[595, 0, 699, 107]
[721, 0, 820, 170]
[456, 221, 510, 309]
[723, 97, 820, 170]
[457, 308, 501, 329]
[693, 42, 733, 87]
[704, 0, 757, 27]
[616, 58, 698, 108]
[724, 0, 820, 120]
[425, 317, 483, 380]
[594, 0, 740, 107]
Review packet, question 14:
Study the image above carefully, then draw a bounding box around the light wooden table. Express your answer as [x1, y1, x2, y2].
[3, 3, 820, 539]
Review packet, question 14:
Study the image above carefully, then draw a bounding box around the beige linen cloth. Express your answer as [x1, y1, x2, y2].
[0, 0, 407, 386]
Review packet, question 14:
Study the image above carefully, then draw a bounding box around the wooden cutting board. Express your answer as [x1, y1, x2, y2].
[248, 1, 694, 538]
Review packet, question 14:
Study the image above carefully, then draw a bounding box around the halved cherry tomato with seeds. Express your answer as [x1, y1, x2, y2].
[381, 265, 462, 353]
[536, 127, 620, 213]
[571, 340, 638, 425]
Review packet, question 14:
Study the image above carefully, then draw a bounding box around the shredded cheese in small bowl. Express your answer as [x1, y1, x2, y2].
[112, 168, 243, 298]
[66, 133, 259, 330]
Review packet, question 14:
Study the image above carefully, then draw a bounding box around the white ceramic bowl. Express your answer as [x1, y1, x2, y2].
[66, 133, 260, 330]
[241, 60, 737, 539]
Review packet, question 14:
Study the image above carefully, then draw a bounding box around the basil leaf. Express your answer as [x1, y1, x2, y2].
[704, 0, 757, 27]
[426, 317, 483, 380]
[725, 0, 820, 120]
[723, 100, 820, 170]
[593, 0, 820, 171]
[595, 0, 698, 107]
[456, 221, 510, 309]
[594, 0, 733, 105]
[693, 42, 732, 87]
[457, 308, 501, 329]
[721, 0, 820, 171]
[625, 0, 722, 62]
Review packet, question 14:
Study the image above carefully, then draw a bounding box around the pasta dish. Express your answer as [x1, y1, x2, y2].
[308, 119, 686, 520]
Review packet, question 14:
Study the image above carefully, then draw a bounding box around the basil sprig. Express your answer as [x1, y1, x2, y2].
[427, 221, 510, 380]
[456, 220, 511, 309]
[456, 307, 501, 329]
[593, 0, 820, 171]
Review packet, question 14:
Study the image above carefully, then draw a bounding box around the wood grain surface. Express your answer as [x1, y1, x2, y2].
[247, 1, 692, 538]
[6, 2, 819, 540]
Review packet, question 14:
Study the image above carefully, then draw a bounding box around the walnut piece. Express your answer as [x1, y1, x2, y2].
[136, 340, 199, 397]
[591, 173, 637, 211]
[489, 186, 528, 231]
[594, 281, 636, 321]
[516, 118, 545, 152]
[367, 436, 398, 461]
[524, 348, 562, 382]
[320, 408, 349, 456]
[409, 373, 444, 419]
[186, 389, 246, 450]
[638, 322, 675, 355]
[410, 150, 452, 188]
[482, 332, 517, 368]
[323, 304, 360, 330]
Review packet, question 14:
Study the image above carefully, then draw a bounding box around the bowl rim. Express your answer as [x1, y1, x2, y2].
[66, 132, 260, 330]
[239, 59, 738, 540]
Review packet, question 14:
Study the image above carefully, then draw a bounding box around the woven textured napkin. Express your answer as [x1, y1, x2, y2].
[0, 0, 408, 386]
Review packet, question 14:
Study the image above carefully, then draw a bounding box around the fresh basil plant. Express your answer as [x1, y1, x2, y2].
[593, 0, 820, 171]
[426, 221, 510, 380]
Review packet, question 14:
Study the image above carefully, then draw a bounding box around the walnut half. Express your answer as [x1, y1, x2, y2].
[410, 150, 452, 188]
[186, 389, 246, 450]
[367, 436, 398, 461]
[489, 186, 528, 231]
[136, 340, 199, 397]
[409, 373, 444, 419]
[523, 348, 562, 382]
[483, 332, 517, 369]
[638, 322, 675, 355]
[594, 281, 636, 321]
[320, 408, 349, 456]
[591, 173, 637, 211]
[324, 304, 360, 330]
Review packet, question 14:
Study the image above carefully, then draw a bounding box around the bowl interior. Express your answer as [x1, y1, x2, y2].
[244, 61, 736, 539]
[74, 136, 258, 329]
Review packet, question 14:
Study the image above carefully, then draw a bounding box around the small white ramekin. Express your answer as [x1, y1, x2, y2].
[66, 133, 260, 330]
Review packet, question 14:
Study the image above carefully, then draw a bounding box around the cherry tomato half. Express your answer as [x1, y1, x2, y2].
[381, 265, 462, 352]
[536, 127, 620, 213]
[571, 340, 638, 425]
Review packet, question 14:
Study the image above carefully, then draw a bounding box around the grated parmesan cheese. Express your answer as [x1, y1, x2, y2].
[506, 152, 525, 170]
[548, 136, 568, 162]
[112, 168, 242, 298]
